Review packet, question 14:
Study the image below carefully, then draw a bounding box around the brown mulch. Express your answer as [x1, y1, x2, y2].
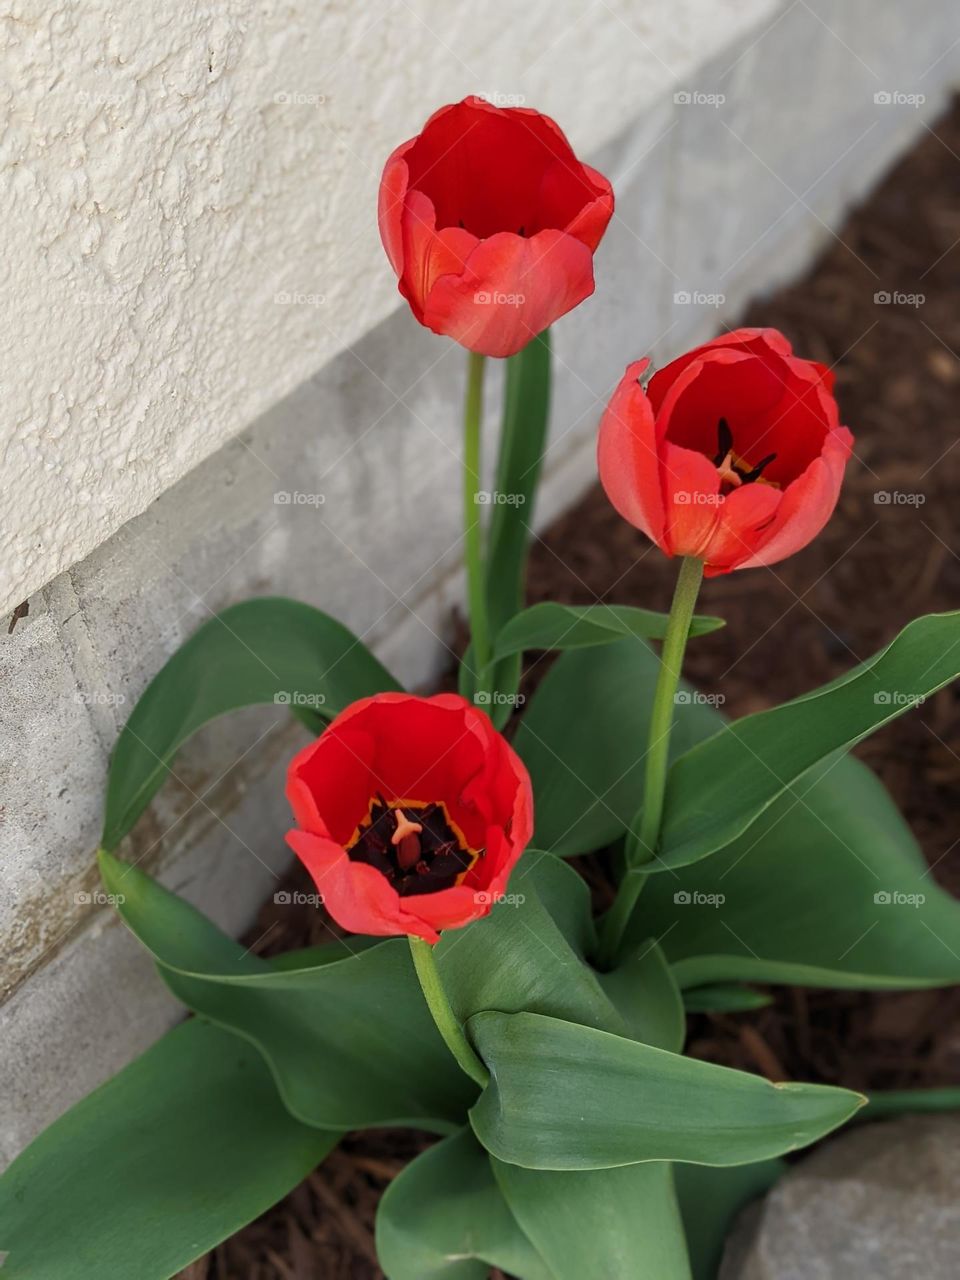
[186, 99, 960, 1277]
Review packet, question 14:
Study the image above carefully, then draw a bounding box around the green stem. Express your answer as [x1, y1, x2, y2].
[409, 935, 489, 1088]
[598, 556, 705, 967]
[463, 351, 490, 679]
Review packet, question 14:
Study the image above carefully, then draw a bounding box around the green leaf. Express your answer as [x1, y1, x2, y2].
[461, 333, 551, 713]
[376, 1129, 550, 1280]
[598, 938, 686, 1052]
[629, 757, 960, 990]
[514, 637, 719, 858]
[674, 1159, 784, 1280]
[494, 1158, 691, 1280]
[683, 984, 774, 1013]
[468, 1011, 863, 1170]
[0, 1019, 336, 1280]
[657, 611, 960, 871]
[486, 332, 551, 637]
[99, 850, 475, 1130]
[491, 601, 724, 664]
[102, 597, 400, 850]
[436, 853, 628, 1036]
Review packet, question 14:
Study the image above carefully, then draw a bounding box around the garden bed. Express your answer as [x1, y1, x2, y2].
[185, 96, 960, 1278]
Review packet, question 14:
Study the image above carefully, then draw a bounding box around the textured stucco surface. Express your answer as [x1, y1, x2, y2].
[0, 0, 779, 616]
[2, 0, 960, 1164]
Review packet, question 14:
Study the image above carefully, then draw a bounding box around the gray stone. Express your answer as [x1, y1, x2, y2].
[721, 1116, 960, 1279]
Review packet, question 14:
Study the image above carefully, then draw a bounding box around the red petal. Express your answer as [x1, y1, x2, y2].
[422, 229, 595, 358]
[597, 361, 666, 548]
[729, 427, 853, 572]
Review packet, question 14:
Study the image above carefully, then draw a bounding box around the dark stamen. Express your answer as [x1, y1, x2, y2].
[713, 417, 733, 466]
[740, 452, 777, 483]
[517, 225, 525, 236]
[713, 418, 777, 484]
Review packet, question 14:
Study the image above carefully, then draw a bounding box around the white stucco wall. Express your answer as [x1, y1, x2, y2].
[1, 0, 781, 617]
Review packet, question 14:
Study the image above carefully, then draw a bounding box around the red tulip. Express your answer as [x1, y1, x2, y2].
[379, 96, 614, 358]
[285, 692, 533, 943]
[597, 329, 854, 575]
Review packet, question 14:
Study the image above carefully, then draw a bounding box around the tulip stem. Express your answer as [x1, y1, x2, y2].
[463, 351, 491, 684]
[598, 555, 705, 968]
[409, 935, 490, 1089]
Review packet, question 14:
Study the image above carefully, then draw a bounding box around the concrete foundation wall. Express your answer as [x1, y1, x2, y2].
[3, 0, 959, 1163]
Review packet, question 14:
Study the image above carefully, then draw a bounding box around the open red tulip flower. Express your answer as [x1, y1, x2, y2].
[598, 328, 854, 575]
[379, 96, 614, 358]
[285, 692, 533, 944]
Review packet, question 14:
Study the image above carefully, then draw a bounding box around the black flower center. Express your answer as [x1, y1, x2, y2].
[712, 418, 778, 489]
[346, 795, 479, 896]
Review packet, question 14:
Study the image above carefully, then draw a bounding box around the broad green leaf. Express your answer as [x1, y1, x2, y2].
[674, 1159, 784, 1280]
[629, 760, 960, 990]
[494, 1158, 691, 1280]
[514, 637, 719, 858]
[657, 611, 960, 871]
[376, 1129, 550, 1280]
[468, 1011, 863, 1170]
[683, 984, 774, 1013]
[102, 597, 400, 850]
[0, 1019, 336, 1280]
[598, 938, 686, 1052]
[436, 853, 628, 1036]
[492, 601, 723, 664]
[99, 851, 474, 1130]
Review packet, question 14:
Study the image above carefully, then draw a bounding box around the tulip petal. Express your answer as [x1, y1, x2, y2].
[597, 360, 665, 546]
[422, 229, 595, 358]
[728, 427, 854, 573]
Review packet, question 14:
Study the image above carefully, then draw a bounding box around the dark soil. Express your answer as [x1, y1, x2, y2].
[184, 98, 960, 1278]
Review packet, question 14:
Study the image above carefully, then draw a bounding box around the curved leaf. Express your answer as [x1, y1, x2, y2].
[514, 638, 718, 858]
[436, 853, 626, 1036]
[102, 597, 400, 850]
[0, 1019, 336, 1280]
[491, 602, 723, 663]
[657, 611, 960, 871]
[376, 1129, 550, 1280]
[494, 1158, 691, 1280]
[99, 851, 474, 1130]
[468, 1010, 863, 1171]
[598, 938, 686, 1052]
[630, 760, 960, 989]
